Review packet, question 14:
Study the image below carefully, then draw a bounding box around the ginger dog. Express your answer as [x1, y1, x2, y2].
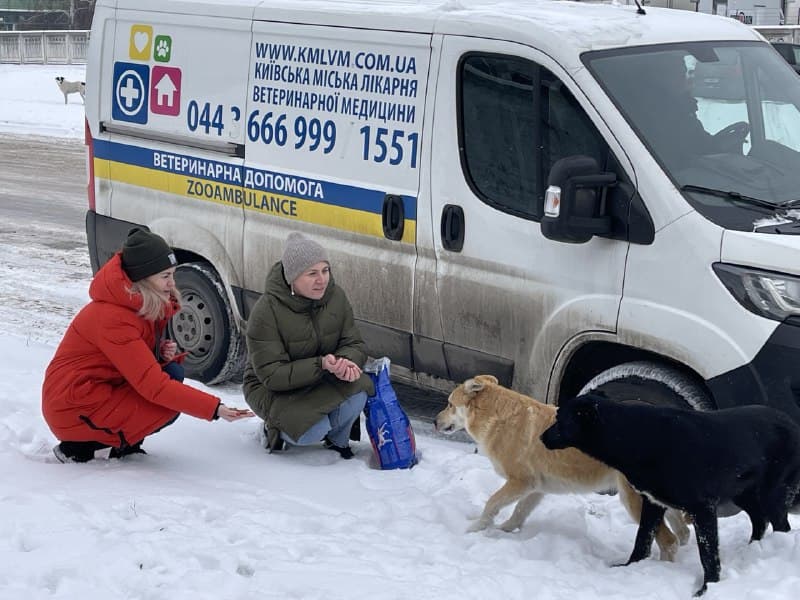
[435, 375, 688, 561]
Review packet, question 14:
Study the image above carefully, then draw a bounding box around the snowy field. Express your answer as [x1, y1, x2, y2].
[1, 64, 799, 600]
[0, 64, 87, 138]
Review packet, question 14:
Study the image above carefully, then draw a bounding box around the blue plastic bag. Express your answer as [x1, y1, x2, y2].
[364, 358, 417, 469]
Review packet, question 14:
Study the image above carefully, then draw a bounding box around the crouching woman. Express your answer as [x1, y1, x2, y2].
[42, 227, 253, 463]
[242, 232, 374, 459]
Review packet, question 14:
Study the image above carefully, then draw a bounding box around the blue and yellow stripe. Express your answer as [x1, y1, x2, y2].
[93, 139, 416, 243]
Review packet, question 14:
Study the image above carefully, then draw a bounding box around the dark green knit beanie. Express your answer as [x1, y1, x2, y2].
[121, 227, 178, 282]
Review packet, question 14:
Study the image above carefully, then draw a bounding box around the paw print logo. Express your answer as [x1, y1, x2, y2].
[153, 35, 172, 63]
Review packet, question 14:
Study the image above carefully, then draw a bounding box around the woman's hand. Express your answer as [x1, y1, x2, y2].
[216, 404, 255, 422]
[160, 339, 178, 361]
[321, 354, 339, 373]
[338, 360, 362, 382]
[322, 354, 362, 382]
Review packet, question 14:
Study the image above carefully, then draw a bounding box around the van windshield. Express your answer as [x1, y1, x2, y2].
[584, 42, 800, 230]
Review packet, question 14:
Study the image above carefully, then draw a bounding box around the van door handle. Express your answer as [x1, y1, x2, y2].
[382, 194, 405, 241]
[440, 204, 465, 252]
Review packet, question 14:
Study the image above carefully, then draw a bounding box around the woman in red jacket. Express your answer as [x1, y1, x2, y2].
[42, 227, 253, 463]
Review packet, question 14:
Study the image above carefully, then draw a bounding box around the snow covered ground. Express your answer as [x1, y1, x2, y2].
[1, 64, 800, 600]
[0, 64, 87, 138]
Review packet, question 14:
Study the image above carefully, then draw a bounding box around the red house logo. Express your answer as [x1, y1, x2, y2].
[150, 66, 182, 116]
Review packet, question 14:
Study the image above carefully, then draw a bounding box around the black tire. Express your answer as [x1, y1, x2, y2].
[579, 360, 712, 411]
[170, 262, 246, 385]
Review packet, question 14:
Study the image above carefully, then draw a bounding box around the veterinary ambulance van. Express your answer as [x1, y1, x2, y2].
[85, 0, 800, 421]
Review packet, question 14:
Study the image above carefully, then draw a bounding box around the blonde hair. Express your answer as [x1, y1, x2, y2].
[129, 279, 182, 321]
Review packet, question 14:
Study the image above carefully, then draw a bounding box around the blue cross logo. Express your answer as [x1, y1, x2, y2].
[112, 62, 150, 124]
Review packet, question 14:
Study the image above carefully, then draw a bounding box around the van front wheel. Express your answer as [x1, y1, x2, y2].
[578, 360, 712, 411]
[577, 360, 741, 514]
[170, 262, 246, 385]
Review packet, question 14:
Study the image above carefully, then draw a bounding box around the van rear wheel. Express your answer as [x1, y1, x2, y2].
[579, 360, 712, 411]
[170, 262, 246, 384]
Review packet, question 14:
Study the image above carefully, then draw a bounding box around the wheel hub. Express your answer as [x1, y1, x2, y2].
[172, 290, 213, 359]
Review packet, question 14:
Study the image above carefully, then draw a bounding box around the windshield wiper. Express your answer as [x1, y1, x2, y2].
[680, 184, 780, 210]
[778, 198, 800, 209]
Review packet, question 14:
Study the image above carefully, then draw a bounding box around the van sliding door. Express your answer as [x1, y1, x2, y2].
[241, 22, 433, 368]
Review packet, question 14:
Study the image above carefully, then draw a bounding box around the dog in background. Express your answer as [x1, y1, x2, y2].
[435, 375, 689, 560]
[541, 392, 800, 596]
[55, 76, 85, 104]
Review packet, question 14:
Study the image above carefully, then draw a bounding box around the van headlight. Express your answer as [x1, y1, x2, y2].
[713, 263, 800, 322]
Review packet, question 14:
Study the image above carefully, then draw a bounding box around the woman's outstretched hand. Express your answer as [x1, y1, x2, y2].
[217, 404, 255, 422]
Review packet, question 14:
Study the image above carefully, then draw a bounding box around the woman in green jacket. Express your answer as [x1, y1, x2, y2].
[242, 232, 374, 459]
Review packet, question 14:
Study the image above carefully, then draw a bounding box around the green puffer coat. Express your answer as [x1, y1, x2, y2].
[242, 261, 374, 440]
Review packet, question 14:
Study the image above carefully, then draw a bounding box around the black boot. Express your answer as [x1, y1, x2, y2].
[53, 441, 110, 463]
[262, 422, 286, 453]
[323, 436, 354, 459]
[109, 442, 147, 459]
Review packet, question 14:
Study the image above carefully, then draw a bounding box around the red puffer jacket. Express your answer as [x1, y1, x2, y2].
[42, 253, 220, 447]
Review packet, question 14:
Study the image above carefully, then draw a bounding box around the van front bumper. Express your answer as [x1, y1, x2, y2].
[707, 321, 800, 423]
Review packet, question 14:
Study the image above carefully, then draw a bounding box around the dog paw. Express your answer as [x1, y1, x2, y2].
[466, 520, 489, 533]
[693, 583, 708, 597]
[498, 519, 522, 533]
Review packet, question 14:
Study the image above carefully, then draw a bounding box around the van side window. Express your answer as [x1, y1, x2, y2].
[460, 55, 538, 217]
[459, 54, 609, 220]
[542, 73, 608, 183]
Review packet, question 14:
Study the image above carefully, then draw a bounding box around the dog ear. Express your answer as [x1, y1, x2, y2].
[463, 377, 485, 395]
[474, 374, 498, 386]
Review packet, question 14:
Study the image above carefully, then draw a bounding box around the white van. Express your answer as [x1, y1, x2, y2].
[85, 0, 800, 421]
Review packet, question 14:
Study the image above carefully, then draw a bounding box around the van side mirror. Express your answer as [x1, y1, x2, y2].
[541, 155, 615, 244]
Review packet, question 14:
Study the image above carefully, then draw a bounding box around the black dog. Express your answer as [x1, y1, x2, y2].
[541, 392, 800, 596]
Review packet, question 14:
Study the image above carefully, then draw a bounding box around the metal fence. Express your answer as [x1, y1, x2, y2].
[0, 30, 89, 64]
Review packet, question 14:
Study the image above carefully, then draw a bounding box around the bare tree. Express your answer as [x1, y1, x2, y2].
[19, 0, 96, 31]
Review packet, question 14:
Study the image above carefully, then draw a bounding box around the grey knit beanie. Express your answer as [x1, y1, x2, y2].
[121, 227, 178, 282]
[281, 232, 329, 284]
